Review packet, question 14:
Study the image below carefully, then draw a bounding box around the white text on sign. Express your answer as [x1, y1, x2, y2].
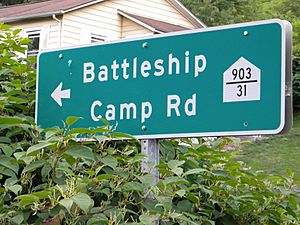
[90, 94, 197, 124]
[223, 57, 261, 102]
[83, 51, 207, 83]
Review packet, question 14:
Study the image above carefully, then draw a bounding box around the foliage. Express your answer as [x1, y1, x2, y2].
[293, 56, 300, 110]
[0, 0, 29, 6]
[235, 113, 300, 187]
[180, 0, 263, 27]
[260, 0, 300, 110]
[0, 122, 300, 224]
[1, 18, 300, 225]
[0, 22, 35, 118]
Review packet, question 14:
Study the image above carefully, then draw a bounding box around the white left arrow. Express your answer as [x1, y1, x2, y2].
[51, 82, 71, 107]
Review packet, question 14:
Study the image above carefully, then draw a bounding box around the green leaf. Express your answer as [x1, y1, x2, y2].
[87, 214, 108, 225]
[0, 116, 32, 125]
[177, 199, 193, 212]
[98, 118, 110, 125]
[45, 129, 59, 139]
[7, 184, 22, 195]
[32, 190, 52, 199]
[168, 160, 185, 170]
[10, 214, 24, 225]
[139, 214, 160, 224]
[183, 168, 207, 177]
[286, 168, 294, 177]
[0, 165, 16, 177]
[14, 152, 26, 161]
[23, 160, 47, 173]
[13, 28, 22, 35]
[176, 189, 186, 198]
[71, 193, 94, 214]
[100, 155, 118, 170]
[64, 145, 95, 161]
[27, 142, 55, 156]
[68, 128, 92, 135]
[15, 194, 40, 208]
[0, 137, 11, 143]
[112, 132, 136, 140]
[0, 23, 12, 30]
[66, 116, 81, 127]
[93, 127, 111, 133]
[172, 167, 184, 176]
[59, 198, 74, 214]
[128, 154, 147, 164]
[41, 163, 51, 178]
[156, 196, 173, 211]
[137, 174, 156, 187]
[162, 177, 189, 186]
[0, 156, 19, 174]
[0, 68, 14, 75]
[0, 144, 13, 156]
[96, 174, 116, 180]
[122, 182, 145, 192]
[160, 141, 176, 161]
[8, 96, 27, 103]
[5, 176, 18, 186]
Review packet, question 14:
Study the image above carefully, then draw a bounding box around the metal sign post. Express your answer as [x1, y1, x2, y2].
[141, 139, 160, 225]
[141, 139, 160, 188]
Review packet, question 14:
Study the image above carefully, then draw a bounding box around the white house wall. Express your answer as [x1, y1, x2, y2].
[121, 17, 153, 38]
[62, 0, 196, 47]
[9, 18, 61, 50]
[7, 0, 198, 49]
[109, 0, 195, 28]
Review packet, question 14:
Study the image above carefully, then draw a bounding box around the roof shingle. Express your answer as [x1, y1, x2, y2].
[0, 0, 97, 22]
[120, 11, 188, 33]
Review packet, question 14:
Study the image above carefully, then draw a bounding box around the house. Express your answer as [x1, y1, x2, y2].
[0, 0, 206, 56]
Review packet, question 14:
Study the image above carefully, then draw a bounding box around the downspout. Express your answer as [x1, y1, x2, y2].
[52, 14, 62, 47]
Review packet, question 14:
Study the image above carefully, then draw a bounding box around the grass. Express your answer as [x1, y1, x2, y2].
[234, 113, 300, 187]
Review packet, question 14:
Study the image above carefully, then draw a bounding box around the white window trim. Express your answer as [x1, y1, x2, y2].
[23, 25, 49, 56]
[91, 33, 106, 43]
[24, 27, 41, 56]
[80, 26, 106, 44]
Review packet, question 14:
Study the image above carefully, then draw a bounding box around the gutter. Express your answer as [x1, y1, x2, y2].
[52, 14, 62, 48]
[0, 10, 63, 23]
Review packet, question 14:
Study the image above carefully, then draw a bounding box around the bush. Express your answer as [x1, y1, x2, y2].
[0, 23, 299, 225]
[293, 55, 300, 111]
[0, 124, 299, 225]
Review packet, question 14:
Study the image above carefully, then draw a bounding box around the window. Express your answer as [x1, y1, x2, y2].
[91, 33, 106, 43]
[26, 29, 41, 56]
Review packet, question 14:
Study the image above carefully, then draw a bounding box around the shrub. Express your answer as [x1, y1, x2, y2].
[293, 55, 300, 111]
[0, 124, 299, 225]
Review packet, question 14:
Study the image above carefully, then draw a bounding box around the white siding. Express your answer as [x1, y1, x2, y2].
[62, 3, 121, 47]
[7, 0, 198, 49]
[47, 24, 60, 49]
[108, 0, 195, 29]
[10, 18, 61, 49]
[62, 0, 196, 46]
[121, 17, 152, 39]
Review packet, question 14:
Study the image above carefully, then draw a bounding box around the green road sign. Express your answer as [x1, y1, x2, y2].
[36, 19, 292, 138]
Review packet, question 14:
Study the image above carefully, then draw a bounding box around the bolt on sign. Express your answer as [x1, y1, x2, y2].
[36, 19, 292, 138]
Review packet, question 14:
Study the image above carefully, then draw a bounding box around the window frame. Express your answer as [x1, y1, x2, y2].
[24, 27, 42, 57]
[91, 33, 106, 43]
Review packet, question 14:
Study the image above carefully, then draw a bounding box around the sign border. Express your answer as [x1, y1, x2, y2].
[36, 19, 291, 138]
